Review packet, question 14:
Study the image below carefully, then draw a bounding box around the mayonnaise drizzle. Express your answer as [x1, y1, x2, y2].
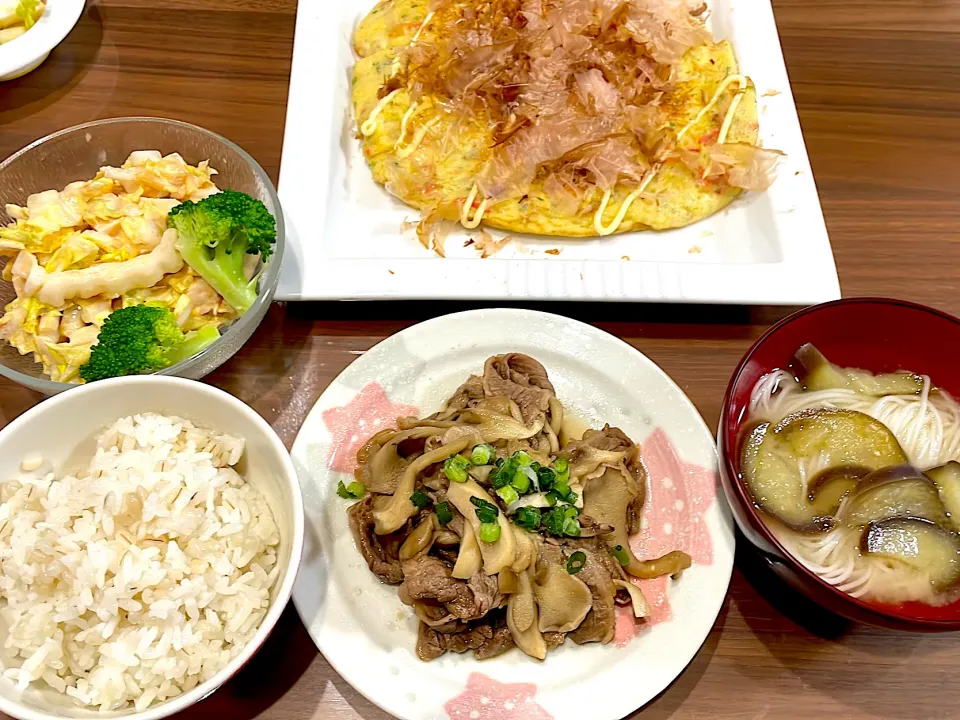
[395, 102, 419, 148]
[460, 184, 489, 229]
[717, 91, 745, 144]
[396, 116, 440, 158]
[360, 89, 401, 136]
[676, 74, 748, 141]
[593, 169, 658, 236]
[593, 73, 751, 235]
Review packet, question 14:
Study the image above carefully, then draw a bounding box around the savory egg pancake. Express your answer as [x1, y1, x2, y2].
[352, 0, 777, 238]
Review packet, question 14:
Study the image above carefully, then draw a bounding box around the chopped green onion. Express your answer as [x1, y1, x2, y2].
[513, 450, 533, 466]
[478, 522, 501, 543]
[496, 485, 520, 505]
[566, 551, 587, 574]
[530, 461, 541, 471]
[337, 480, 366, 499]
[435, 502, 453, 525]
[612, 544, 630, 566]
[471, 443, 495, 466]
[566, 491, 578, 505]
[541, 504, 581, 537]
[470, 496, 499, 524]
[495, 457, 505, 468]
[491, 468, 510, 489]
[410, 490, 431, 509]
[554, 481, 572, 500]
[541, 506, 564, 535]
[536, 465, 556, 489]
[545, 490, 560, 506]
[514, 506, 541, 531]
[554, 456, 569, 482]
[511, 470, 531, 494]
[492, 456, 518, 488]
[443, 455, 471, 483]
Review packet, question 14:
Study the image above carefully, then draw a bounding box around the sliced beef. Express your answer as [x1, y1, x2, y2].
[568, 536, 626, 580]
[417, 621, 494, 661]
[475, 624, 516, 660]
[544, 632, 566, 651]
[563, 538, 618, 645]
[421, 467, 450, 493]
[419, 610, 515, 662]
[348, 496, 404, 585]
[433, 375, 485, 420]
[467, 571, 504, 618]
[434, 548, 461, 565]
[399, 556, 503, 622]
[400, 556, 474, 613]
[415, 600, 460, 629]
[482, 354, 555, 424]
[577, 514, 615, 538]
[579, 425, 634, 453]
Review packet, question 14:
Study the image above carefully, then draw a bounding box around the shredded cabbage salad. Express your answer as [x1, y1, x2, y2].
[0, 152, 239, 383]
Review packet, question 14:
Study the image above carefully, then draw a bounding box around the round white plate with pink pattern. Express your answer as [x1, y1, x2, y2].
[291, 308, 735, 720]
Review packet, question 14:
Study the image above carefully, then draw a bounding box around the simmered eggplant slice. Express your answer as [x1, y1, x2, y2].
[740, 409, 908, 531]
[741, 423, 822, 530]
[840, 466, 948, 528]
[774, 408, 908, 467]
[808, 466, 868, 517]
[861, 517, 960, 589]
[794, 344, 924, 396]
[926, 462, 960, 531]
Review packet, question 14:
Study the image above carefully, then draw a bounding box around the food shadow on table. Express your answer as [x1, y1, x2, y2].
[284, 300, 802, 335]
[733, 532, 945, 720]
[629, 599, 730, 720]
[1, 0, 104, 121]
[205, 304, 315, 440]
[328, 672, 394, 720]
[735, 533, 854, 639]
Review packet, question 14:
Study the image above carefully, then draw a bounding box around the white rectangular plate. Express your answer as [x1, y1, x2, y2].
[276, 0, 840, 304]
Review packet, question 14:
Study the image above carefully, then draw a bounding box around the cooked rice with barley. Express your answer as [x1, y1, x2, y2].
[0, 413, 279, 711]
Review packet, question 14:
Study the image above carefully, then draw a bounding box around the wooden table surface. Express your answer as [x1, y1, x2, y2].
[2, 0, 960, 718]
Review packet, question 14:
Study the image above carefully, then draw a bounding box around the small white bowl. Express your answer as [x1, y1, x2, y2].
[0, 376, 305, 720]
[0, 0, 84, 82]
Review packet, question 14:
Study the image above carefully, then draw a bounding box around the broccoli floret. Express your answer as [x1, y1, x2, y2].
[79, 305, 221, 383]
[168, 189, 277, 314]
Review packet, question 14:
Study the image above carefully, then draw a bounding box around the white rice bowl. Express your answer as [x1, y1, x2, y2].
[0, 413, 281, 712]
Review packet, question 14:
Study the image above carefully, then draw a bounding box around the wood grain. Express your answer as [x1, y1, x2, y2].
[2, 0, 960, 718]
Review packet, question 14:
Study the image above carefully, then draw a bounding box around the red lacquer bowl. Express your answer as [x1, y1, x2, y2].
[719, 297, 960, 631]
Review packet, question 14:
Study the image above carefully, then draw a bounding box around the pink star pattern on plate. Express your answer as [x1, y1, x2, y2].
[614, 427, 717, 644]
[321, 382, 419, 474]
[444, 673, 552, 720]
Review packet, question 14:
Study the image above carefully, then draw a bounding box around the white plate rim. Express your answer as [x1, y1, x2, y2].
[290, 307, 735, 720]
[275, 0, 839, 305]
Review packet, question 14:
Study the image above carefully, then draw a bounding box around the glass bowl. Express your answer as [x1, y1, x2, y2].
[719, 297, 960, 630]
[0, 117, 284, 395]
